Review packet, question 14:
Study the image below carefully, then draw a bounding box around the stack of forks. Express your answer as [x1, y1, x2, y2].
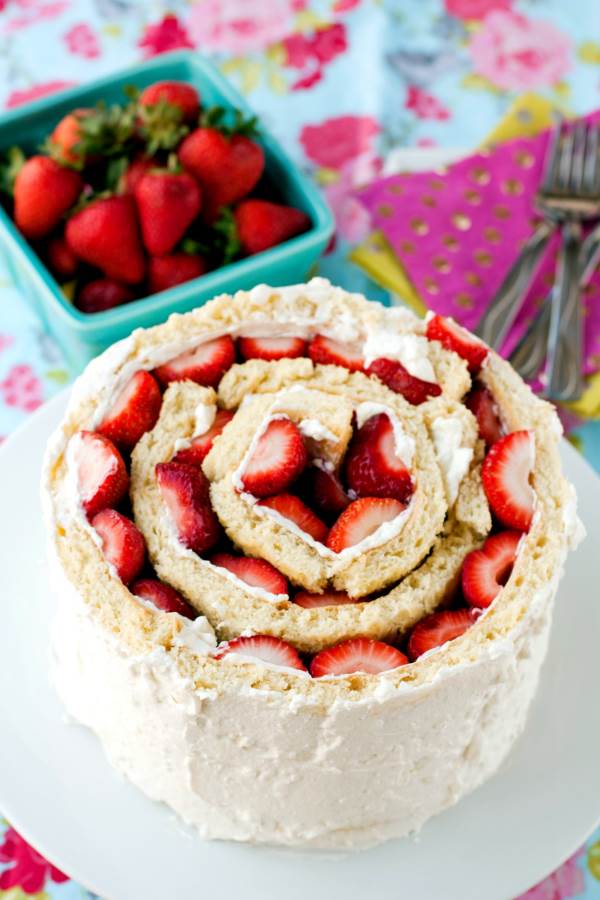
[475, 120, 600, 402]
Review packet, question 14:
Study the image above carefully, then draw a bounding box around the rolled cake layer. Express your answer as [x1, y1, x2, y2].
[43, 278, 583, 849]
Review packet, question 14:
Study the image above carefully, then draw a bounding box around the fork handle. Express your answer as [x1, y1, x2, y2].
[509, 301, 551, 382]
[546, 221, 586, 402]
[475, 220, 555, 350]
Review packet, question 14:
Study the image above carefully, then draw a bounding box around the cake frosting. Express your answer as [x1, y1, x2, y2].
[43, 278, 583, 849]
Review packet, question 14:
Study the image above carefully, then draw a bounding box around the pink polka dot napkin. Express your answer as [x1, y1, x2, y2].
[356, 117, 600, 375]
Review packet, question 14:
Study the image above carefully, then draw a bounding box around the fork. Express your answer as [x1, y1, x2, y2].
[474, 123, 562, 350]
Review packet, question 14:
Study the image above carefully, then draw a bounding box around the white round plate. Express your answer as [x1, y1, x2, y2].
[0, 392, 599, 900]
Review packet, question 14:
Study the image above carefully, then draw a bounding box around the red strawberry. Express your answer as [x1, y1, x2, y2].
[326, 497, 406, 553]
[139, 81, 200, 122]
[173, 409, 234, 466]
[75, 431, 129, 519]
[14, 156, 83, 240]
[148, 253, 207, 294]
[238, 335, 308, 362]
[47, 235, 78, 279]
[91, 508, 145, 585]
[234, 200, 310, 255]
[178, 127, 264, 220]
[66, 195, 145, 284]
[98, 370, 162, 450]
[77, 279, 134, 314]
[50, 109, 92, 166]
[134, 169, 202, 256]
[154, 335, 235, 387]
[426, 314, 488, 373]
[240, 418, 308, 498]
[407, 609, 478, 660]
[215, 634, 306, 671]
[310, 638, 407, 677]
[465, 386, 504, 447]
[293, 590, 356, 609]
[156, 461, 221, 554]
[211, 552, 288, 595]
[367, 357, 441, 405]
[482, 430, 535, 532]
[308, 334, 365, 372]
[297, 464, 349, 519]
[344, 413, 413, 503]
[131, 578, 196, 618]
[258, 493, 328, 542]
[121, 156, 154, 195]
[462, 530, 521, 609]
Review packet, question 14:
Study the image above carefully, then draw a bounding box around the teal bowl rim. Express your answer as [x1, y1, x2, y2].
[0, 50, 334, 335]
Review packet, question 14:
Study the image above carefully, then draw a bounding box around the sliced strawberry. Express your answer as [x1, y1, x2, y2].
[75, 431, 129, 520]
[465, 386, 504, 447]
[297, 464, 349, 519]
[91, 509, 145, 585]
[308, 334, 365, 372]
[407, 608, 478, 660]
[344, 413, 413, 503]
[211, 552, 288, 595]
[258, 493, 328, 542]
[154, 335, 235, 388]
[426, 314, 488, 373]
[240, 418, 308, 498]
[173, 409, 234, 466]
[293, 590, 357, 609]
[326, 497, 406, 553]
[482, 430, 535, 532]
[156, 461, 221, 554]
[132, 578, 196, 618]
[215, 634, 306, 671]
[310, 638, 408, 677]
[462, 530, 521, 609]
[98, 370, 162, 451]
[238, 336, 308, 361]
[367, 357, 441, 405]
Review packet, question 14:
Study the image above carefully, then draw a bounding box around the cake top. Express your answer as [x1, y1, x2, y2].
[43, 278, 581, 702]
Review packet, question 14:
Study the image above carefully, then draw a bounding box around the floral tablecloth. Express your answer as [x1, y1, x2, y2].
[0, 1, 599, 897]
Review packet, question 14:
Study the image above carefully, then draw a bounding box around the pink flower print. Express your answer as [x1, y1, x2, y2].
[3, 0, 69, 32]
[445, 0, 511, 20]
[292, 69, 323, 91]
[405, 86, 450, 121]
[0, 364, 43, 412]
[64, 23, 100, 59]
[282, 22, 348, 92]
[188, 0, 298, 55]
[0, 333, 14, 353]
[282, 33, 315, 70]
[469, 10, 572, 90]
[517, 847, 585, 900]
[300, 115, 379, 170]
[138, 14, 195, 59]
[333, 0, 361, 10]
[6, 80, 76, 108]
[311, 22, 347, 63]
[0, 826, 69, 893]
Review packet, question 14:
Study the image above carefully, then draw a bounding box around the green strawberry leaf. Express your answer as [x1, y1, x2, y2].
[0, 146, 26, 195]
[137, 99, 189, 156]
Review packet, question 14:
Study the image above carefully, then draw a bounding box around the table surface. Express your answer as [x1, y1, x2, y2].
[0, 1, 598, 898]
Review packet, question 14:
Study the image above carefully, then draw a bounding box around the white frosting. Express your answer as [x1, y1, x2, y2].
[297, 418, 338, 444]
[172, 400, 217, 454]
[431, 415, 474, 506]
[362, 332, 436, 383]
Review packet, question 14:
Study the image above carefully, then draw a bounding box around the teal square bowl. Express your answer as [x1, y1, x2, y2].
[0, 51, 334, 370]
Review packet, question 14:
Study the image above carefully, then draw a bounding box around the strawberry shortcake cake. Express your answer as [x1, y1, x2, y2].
[43, 278, 583, 849]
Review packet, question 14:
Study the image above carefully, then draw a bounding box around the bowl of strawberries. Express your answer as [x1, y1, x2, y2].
[0, 51, 333, 368]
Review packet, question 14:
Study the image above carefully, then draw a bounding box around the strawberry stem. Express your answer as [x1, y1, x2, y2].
[0, 146, 26, 195]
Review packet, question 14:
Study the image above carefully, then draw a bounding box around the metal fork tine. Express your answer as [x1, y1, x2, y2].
[569, 120, 587, 195]
[540, 121, 563, 193]
[556, 123, 575, 193]
[582, 122, 600, 196]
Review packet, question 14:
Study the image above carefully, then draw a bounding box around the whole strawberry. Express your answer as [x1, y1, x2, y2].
[47, 234, 78, 279]
[134, 168, 202, 256]
[234, 200, 310, 255]
[49, 109, 93, 167]
[66, 195, 145, 284]
[148, 253, 207, 293]
[77, 279, 134, 314]
[14, 156, 83, 240]
[139, 81, 200, 123]
[178, 126, 264, 221]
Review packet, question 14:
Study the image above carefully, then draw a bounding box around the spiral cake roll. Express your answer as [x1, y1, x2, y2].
[43, 278, 583, 849]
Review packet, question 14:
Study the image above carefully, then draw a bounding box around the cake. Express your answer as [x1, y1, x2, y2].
[42, 278, 583, 849]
